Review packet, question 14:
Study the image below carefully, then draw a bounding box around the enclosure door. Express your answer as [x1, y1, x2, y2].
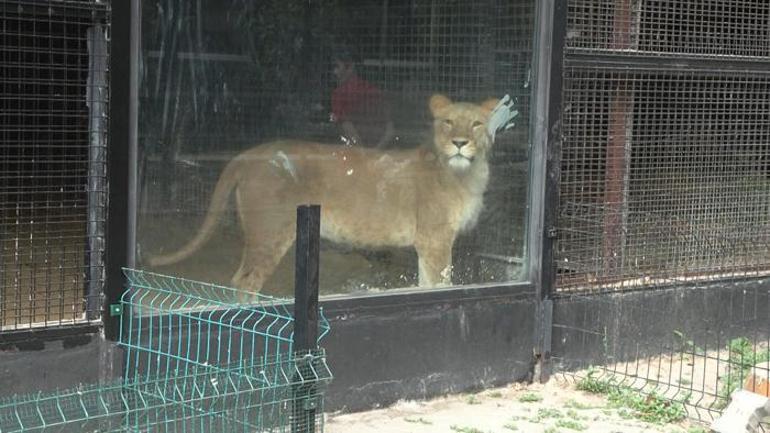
[0, 1, 109, 330]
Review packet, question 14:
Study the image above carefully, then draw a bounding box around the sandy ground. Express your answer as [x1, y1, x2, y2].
[325, 378, 707, 433]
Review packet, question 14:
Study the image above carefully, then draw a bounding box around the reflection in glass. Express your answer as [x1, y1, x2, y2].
[137, 0, 535, 297]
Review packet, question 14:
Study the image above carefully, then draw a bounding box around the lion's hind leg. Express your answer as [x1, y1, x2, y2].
[232, 207, 296, 302]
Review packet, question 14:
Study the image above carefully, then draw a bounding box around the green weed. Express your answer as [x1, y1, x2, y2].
[518, 392, 543, 403]
[717, 337, 770, 407]
[555, 418, 587, 431]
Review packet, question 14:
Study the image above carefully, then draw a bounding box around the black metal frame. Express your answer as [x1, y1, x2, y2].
[567, 52, 770, 75]
[0, 0, 110, 338]
[529, 0, 567, 383]
[107, 0, 552, 332]
[292, 205, 321, 433]
[105, 0, 139, 341]
[103, 0, 556, 407]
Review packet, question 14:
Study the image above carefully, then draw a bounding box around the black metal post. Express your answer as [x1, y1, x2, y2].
[533, 0, 568, 383]
[105, 0, 139, 341]
[294, 204, 321, 352]
[292, 204, 321, 433]
[86, 24, 109, 321]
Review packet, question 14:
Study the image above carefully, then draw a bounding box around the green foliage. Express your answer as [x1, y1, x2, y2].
[404, 416, 432, 425]
[518, 392, 543, 403]
[564, 399, 603, 410]
[575, 369, 616, 394]
[606, 388, 686, 424]
[717, 337, 770, 406]
[465, 394, 482, 405]
[503, 421, 519, 431]
[577, 369, 686, 424]
[536, 408, 563, 419]
[673, 330, 704, 355]
[450, 426, 485, 433]
[555, 418, 587, 431]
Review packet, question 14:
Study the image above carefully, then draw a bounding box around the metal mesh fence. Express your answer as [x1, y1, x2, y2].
[0, 0, 110, 329]
[553, 279, 770, 427]
[556, 67, 770, 293]
[554, 0, 770, 427]
[0, 269, 332, 432]
[567, 0, 770, 58]
[556, 0, 770, 294]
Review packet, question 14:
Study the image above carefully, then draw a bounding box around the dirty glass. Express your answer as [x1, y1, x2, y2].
[137, 0, 536, 298]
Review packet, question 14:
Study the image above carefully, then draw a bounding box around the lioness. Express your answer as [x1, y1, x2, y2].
[148, 94, 499, 293]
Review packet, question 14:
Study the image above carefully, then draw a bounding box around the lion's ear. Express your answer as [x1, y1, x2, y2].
[429, 94, 452, 117]
[480, 98, 499, 113]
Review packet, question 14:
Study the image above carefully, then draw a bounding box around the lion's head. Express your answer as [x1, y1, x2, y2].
[429, 94, 499, 173]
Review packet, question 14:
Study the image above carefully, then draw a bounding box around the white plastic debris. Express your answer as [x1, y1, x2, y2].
[486, 94, 519, 142]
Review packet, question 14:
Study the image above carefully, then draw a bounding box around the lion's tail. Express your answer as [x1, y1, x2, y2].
[147, 158, 241, 267]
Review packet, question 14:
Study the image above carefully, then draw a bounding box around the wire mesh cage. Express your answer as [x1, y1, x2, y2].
[0, 268, 332, 432]
[0, 0, 110, 330]
[556, 64, 770, 294]
[554, 0, 770, 428]
[567, 0, 770, 59]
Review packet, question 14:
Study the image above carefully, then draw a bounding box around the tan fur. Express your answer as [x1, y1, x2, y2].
[148, 94, 499, 294]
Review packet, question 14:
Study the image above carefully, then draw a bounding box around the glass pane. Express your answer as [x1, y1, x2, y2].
[137, 0, 535, 298]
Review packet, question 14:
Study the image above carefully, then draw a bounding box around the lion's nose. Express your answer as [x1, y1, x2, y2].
[452, 138, 469, 148]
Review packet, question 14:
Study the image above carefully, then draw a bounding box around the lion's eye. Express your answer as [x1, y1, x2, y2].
[442, 119, 454, 127]
[472, 121, 484, 129]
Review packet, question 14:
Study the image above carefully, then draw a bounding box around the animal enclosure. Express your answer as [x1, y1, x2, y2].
[3, 0, 770, 428]
[135, 0, 536, 297]
[550, 0, 770, 427]
[0, 0, 109, 329]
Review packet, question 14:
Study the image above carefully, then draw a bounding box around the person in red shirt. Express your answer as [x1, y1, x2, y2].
[331, 50, 395, 148]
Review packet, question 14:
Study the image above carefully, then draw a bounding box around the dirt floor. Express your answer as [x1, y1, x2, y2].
[326, 337, 770, 433]
[325, 377, 709, 433]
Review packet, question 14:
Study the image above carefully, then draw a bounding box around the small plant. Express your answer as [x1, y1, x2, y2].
[488, 390, 503, 398]
[503, 422, 519, 431]
[564, 399, 602, 410]
[556, 418, 587, 431]
[518, 392, 543, 403]
[404, 416, 432, 425]
[717, 337, 770, 406]
[465, 394, 481, 405]
[673, 330, 705, 355]
[544, 427, 559, 433]
[606, 388, 686, 424]
[530, 408, 563, 423]
[565, 408, 587, 420]
[577, 369, 686, 424]
[450, 426, 484, 433]
[687, 426, 709, 433]
[576, 368, 616, 394]
[537, 408, 563, 419]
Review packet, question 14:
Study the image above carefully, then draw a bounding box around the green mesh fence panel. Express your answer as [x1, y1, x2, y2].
[0, 269, 332, 432]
